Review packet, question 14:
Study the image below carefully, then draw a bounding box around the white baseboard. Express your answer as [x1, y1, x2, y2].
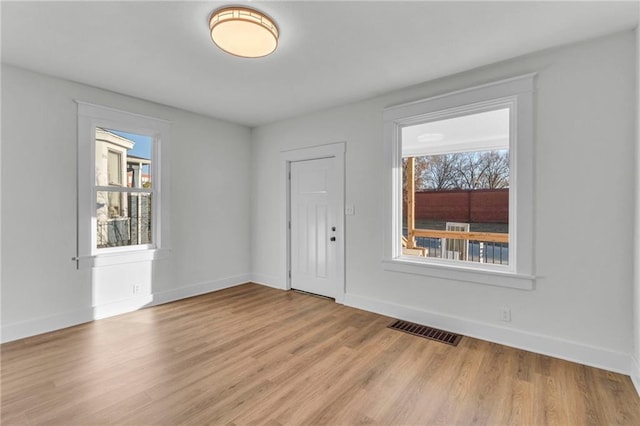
[92, 294, 155, 320]
[344, 292, 632, 376]
[1, 307, 95, 344]
[632, 356, 640, 397]
[250, 273, 286, 290]
[152, 274, 251, 305]
[1, 274, 251, 344]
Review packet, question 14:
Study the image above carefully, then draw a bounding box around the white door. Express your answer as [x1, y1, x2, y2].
[290, 157, 338, 298]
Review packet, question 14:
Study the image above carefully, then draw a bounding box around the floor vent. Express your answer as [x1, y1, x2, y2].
[388, 320, 462, 346]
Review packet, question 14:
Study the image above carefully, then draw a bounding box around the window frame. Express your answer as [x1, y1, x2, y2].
[400, 101, 513, 271]
[383, 74, 535, 290]
[76, 102, 171, 268]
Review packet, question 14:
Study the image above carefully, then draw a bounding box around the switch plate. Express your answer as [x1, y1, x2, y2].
[499, 307, 511, 322]
[345, 205, 355, 216]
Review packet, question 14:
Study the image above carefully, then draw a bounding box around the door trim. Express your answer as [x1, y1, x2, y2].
[281, 142, 346, 303]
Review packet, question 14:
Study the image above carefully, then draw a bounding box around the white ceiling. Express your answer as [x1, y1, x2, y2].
[2, 1, 638, 127]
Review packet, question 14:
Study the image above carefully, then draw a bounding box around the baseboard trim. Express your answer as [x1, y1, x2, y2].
[344, 292, 631, 376]
[0, 308, 95, 344]
[250, 273, 286, 290]
[632, 356, 640, 397]
[92, 294, 155, 320]
[1, 274, 251, 344]
[152, 274, 251, 306]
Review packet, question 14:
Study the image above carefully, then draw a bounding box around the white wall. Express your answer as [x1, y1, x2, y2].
[251, 31, 637, 374]
[1, 65, 252, 341]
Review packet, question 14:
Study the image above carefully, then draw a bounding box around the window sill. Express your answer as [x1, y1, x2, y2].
[77, 248, 171, 269]
[382, 258, 535, 290]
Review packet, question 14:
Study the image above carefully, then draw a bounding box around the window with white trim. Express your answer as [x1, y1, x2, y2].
[383, 75, 535, 289]
[77, 102, 171, 268]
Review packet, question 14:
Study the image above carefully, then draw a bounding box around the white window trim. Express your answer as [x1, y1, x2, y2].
[76, 101, 171, 268]
[383, 74, 535, 290]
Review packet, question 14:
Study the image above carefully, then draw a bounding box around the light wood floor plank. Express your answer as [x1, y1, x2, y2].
[2, 283, 639, 425]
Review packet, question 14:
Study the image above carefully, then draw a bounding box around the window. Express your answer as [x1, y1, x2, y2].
[383, 75, 535, 289]
[402, 108, 510, 265]
[96, 128, 153, 249]
[76, 102, 171, 268]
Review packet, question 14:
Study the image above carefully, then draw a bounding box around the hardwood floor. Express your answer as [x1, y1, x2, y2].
[2, 283, 639, 425]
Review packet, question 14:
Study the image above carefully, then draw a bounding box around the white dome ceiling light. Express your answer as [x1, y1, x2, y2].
[209, 6, 279, 58]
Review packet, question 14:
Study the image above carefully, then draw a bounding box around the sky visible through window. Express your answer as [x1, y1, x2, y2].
[109, 129, 152, 159]
[109, 129, 152, 177]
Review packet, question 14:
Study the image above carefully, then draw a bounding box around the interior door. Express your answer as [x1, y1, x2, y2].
[290, 157, 338, 298]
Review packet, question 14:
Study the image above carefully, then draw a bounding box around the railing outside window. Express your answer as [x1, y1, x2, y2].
[403, 228, 509, 265]
[97, 193, 152, 248]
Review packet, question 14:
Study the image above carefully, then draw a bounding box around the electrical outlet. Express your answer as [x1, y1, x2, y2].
[133, 284, 141, 295]
[499, 307, 511, 322]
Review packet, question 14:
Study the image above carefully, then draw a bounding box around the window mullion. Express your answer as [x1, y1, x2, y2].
[95, 186, 153, 194]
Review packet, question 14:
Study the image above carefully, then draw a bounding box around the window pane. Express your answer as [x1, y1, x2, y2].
[97, 191, 152, 248]
[401, 109, 509, 265]
[96, 128, 153, 188]
[107, 150, 122, 185]
[401, 109, 509, 156]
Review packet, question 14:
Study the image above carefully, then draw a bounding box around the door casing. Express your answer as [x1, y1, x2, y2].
[281, 142, 345, 303]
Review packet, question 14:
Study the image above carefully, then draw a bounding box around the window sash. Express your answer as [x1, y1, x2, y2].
[96, 191, 154, 250]
[95, 186, 153, 194]
[94, 129, 156, 252]
[395, 100, 515, 272]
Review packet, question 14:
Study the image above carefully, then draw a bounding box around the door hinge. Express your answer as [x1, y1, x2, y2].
[288, 270, 291, 278]
[288, 220, 291, 229]
[288, 171, 291, 180]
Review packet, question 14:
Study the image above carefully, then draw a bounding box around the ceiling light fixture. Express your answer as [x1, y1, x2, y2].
[209, 6, 279, 58]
